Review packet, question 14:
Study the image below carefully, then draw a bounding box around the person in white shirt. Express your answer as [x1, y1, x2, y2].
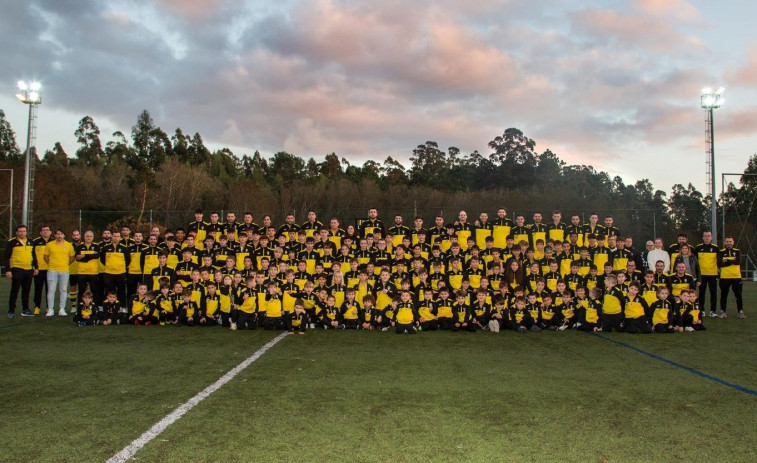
[646, 238, 670, 273]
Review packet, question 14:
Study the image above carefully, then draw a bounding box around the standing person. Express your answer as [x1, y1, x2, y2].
[624, 237, 644, 273]
[4, 225, 38, 318]
[31, 225, 52, 315]
[718, 237, 744, 319]
[100, 231, 130, 311]
[75, 231, 101, 305]
[672, 244, 700, 282]
[360, 208, 385, 239]
[646, 238, 670, 273]
[44, 229, 76, 317]
[695, 231, 719, 318]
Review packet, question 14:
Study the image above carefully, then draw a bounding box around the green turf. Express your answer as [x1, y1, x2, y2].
[1, 280, 755, 463]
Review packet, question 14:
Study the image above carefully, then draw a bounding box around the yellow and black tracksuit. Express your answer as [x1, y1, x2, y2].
[668, 273, 696, 299]
[31, 236, 50, 311]
[127, 243, 148, 299]
[650, 299, 676, 333]
[174, 260, 198, 287]
[451, 303, 475, 331]
[509, 307, 534, 331]
[694, 242, 719, 313]
[75, 242, 101, 304]
[177, 301, 199, 326]
[393, 302, 419, 334]
[624, 295, 651, 334]
[5, 236, 37, 315]
[718, 247, 743, 314]
[339, 300, 361, 329]
[263, 293, 286, 330]
[677, 301, 706, 330]
[435, 298, 455, 330]
[602, 287, 625, 332]
[73, 301, 95, 325]
[576, 299, 602, 331]
[100, 243, 130, 306]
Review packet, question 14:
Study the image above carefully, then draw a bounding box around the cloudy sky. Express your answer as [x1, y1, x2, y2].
[1, 0, 755, 193]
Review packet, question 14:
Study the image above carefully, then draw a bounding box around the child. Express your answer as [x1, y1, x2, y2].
[101, 290, 122, 326]
[435, 287, 455, 330]
[650, 286, 678, 333]
[380, 297, 399, 331]
[524, 293, 543, 331]
[287, 299, 307, 335]
[417, 288, 438, 331]
[263, 281, 286, 330]
[678, 289, 706, 332]
[339, 288, 361, 330]
[74, 291, 96, 326]
[361, 295, 379, 330]
[322, 295, 344, 329]
[509, 296, 536, 332]
[199, 282, 221, 326]
[452, 290, 475, 332]
[177, 288, 198, 326]
[392, 290, 419, 334]
[128, 283, 149, 325]
[471, 289, 491, 330]
[234, 276, 258, 330]
[489, 295, 507, 332]
[601, 274, 625, 332]
[539, 294, 559, 330]
[576, 288, 603, 332]
[624, 281, 652, 334]
[156, 282, 178, 325]
[556, 291, 576, 331]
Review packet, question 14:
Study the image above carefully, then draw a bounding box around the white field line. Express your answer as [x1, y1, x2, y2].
[106, 332, 288, 463]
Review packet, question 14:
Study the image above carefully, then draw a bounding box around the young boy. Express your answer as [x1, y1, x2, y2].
[524, 293, 543, 331]
[156, 282, 178, 325]
[74, 291, 96, 326]
[650, 286, 678, 333]
[489, 295, 507, 332]
[452, 290, 475, 332]
[287, 299, 307, 335]
[509, 296, 536, 332]
[417, 288, 438, 331]
[200, 281, 221, 326]
[393, 290, 419, 334]
[555, 291, 576, 331]
[539, 294, 559, 330]
[678, 289, 706, 332]
[435, 287, 455, 330]
[339, 288, 361, 329]
[471, 288, 491, 330]
[601, 274, 625, 332]
[235, 276, 258, 330]
[102, 290, 123, 326]
[322, 294, 344, 329]
[128, 283, 149, 325]
[263, 281, 286, 330]
[576, 288, 603, 332]
[361, 295, 380, 330]
[624, 281, 652, 334]
[177, 288, 198, 326]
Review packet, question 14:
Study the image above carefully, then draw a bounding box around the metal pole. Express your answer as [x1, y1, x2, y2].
[653, 212, 656, 239]
[709, 107, 717, 246]
[21, 104, 32, 227]
[8, 169, 13, 237]
[722, 173, 726, 242]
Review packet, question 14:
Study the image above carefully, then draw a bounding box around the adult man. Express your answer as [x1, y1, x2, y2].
[360, 208, 385, 238]
[603, 215, 621, 246]
[718, 237, 744, 318]
[44, 229, 75, 316]
[695, 231, 720, 317]
[529, 213, 548, 247]
[4, 225, 37, 318]
[547, 210, 567, 243]
[300, 211, 324, 236]
[31, 225, 52, 314]
[188, 209, 208, 250]
[388, 215, 411, 247]
[454, 211, 474, 251]
[278, 214, 298, 237]
[100, 231, 130, 308]
[624, 237, 644, 272]
[75, 231, 101, 305]
[668, 233, 688, 263]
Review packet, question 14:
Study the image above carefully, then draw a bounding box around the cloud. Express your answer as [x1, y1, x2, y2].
[635, 0, 704, 24]
[726, 47, 757, 88]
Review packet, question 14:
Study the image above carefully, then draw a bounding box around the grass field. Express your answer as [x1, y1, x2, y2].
[1, 280, 755, 463]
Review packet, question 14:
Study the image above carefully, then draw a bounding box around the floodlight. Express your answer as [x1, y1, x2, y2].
[17, 81, 27, 90]
[29, 82, 41, 91]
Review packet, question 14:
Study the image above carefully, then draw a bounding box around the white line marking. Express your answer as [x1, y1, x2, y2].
[106, 332, 288, 463]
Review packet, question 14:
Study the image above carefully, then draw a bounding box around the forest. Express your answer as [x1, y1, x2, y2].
[0, 109, 754, 259]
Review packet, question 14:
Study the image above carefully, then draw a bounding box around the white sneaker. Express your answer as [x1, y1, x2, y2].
[719, 311, 727, 319]
[684, 326, 695, 332]
[558, 324, 568, 331]
[46, 309, 54, 317]
[381, 326, 389, 331]
[709, 311, 717, 318]
[309, 323, 315, 329]
[58, 310, 68, 317]
[737, 311, 746, 319]
[230, 322, 237, 331]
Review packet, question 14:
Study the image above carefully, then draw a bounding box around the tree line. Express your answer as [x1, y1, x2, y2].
[0, 109, 754, 258]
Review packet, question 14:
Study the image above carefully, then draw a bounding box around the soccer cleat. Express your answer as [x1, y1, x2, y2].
[381, 326, 389, 331]
[58, 310, 68, 317]
[78, 321, 87, 327]
[719, 311, 727, 319]
[684, 326, 695, 332]
[738, 311, 746, 319]
[709, 311, 717, 318]
[230, 322, 237, 331]
[309, 323, 315, 329]
[21, 310, 34, 317]
[558, 324, 568, 331]
[46, 309, 54, 317]
[33, 307, 40, 315]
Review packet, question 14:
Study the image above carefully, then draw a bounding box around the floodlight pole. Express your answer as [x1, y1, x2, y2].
[708, 106, 717, 246]
[22, 103, 33, 228]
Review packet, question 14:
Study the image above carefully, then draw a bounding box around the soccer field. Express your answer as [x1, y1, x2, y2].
[1, 281, 755, 463]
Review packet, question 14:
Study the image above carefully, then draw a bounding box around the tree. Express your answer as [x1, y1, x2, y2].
[409, 141, 447, 187]
[269, 151, 305, 184]
[668, 183, 708, 232]
[104, 131, 132, 165]
[488, 128, 538, 189]
[319, 153, 343, 179]
[188, 133, 211, 166]
[74, 116, 104, 166]
[42, 142, 69, 167]
[171, 128, 189, 163]
[241, 151, 268, 182]
[0, 110, 22, 163]
[125, 110, 168, 224]
[381, 156, 407, 185]
[208, 148, 240, 181]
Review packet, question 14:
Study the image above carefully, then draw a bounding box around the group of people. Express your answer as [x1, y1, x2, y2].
[4, 208, 745, 334]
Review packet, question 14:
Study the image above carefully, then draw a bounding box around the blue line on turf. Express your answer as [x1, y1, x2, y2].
[587, 332, 757, 397]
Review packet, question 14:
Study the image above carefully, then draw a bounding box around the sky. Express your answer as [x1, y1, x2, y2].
[0, 0, 755, 194]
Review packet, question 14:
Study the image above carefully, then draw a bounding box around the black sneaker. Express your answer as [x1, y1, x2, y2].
[21, 310, 34, 317]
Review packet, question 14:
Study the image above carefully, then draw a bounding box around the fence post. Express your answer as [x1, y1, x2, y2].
[149, 209, 153, 229]
[79, 209, 82, 233]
